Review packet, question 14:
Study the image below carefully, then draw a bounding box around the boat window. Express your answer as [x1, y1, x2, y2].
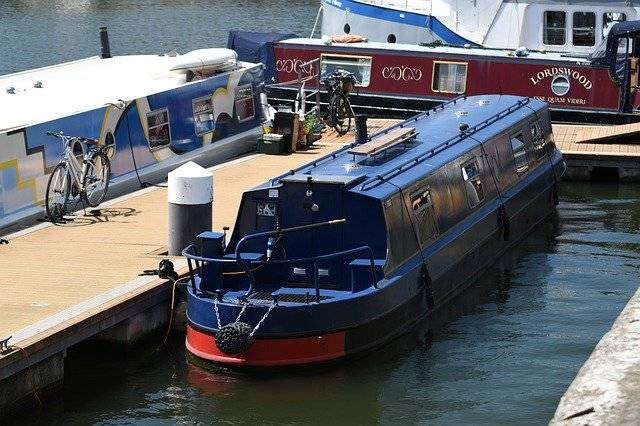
[510, 133, 529, 174]
[530, 119, 547, 160]
[432, 61, 467, 94]
[573, 12, 596, 46]
[235, 84, 256, 122]
[543, 11, 566, 45]
[320, 54, 372, 87]
[461, 159, 484, 208]
[410, 186, 439, 245]
[146, 108, 171, 150]
[603, 13, 626, 39]
[193, 96, 215, 135]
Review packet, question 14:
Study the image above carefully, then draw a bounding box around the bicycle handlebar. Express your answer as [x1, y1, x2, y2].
[46, 132, 98, 145]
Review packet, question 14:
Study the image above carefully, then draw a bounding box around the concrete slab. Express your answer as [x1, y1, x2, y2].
[551, 286, 640, 425]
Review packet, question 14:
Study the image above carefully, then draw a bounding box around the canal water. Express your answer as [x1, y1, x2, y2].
[3, 1, 640, 424]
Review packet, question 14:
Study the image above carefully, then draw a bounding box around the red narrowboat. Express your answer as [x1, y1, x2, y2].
[244, 21, 640, 122]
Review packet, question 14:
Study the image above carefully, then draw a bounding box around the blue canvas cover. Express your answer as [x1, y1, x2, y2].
[227, 31, 298, 83]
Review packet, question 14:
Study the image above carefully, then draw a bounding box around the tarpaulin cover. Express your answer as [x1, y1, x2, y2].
[227, 31, 298, 83]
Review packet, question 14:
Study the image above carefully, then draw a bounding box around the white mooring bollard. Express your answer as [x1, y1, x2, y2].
[168, 161, 213, 256]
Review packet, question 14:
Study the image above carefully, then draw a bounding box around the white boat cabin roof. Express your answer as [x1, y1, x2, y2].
[0, 53, 248, 133]
[282, 38, 594, 64]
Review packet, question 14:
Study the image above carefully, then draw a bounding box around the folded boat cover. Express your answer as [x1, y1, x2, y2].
[227, 31, 298, 83]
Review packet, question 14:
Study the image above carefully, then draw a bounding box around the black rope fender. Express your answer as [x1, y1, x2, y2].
[215, 322, 253, 355]
[213, 296, 277, 355]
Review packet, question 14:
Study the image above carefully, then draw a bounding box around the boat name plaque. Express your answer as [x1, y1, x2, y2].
[529, 67, 592, 90]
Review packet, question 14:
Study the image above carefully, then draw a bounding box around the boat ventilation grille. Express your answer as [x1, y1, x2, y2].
[249, 291, 332, 303]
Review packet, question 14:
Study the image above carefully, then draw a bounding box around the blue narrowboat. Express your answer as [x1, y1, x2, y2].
[0, 47, 263, 230]
[183, 94, 565, 367]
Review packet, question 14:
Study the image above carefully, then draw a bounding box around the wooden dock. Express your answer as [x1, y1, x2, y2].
[553, 123, 640, 181]
[0, 119, 396, 413]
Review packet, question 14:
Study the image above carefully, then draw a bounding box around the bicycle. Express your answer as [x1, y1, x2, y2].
[321, 69, 358, 135]
[44, 132, 111, 222]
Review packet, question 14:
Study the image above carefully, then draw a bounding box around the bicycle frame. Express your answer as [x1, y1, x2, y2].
[61, 140, 91, 192]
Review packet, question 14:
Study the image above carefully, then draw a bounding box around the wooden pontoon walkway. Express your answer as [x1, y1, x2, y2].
[552, 123, 640, 181]
[0, 119, 398, 412]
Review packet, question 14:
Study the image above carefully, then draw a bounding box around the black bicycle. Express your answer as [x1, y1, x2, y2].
[321, 69, 357, 135]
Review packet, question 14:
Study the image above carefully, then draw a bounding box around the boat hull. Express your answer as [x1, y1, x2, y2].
[185, 175, 560, 368]
[269, 39, 640, 122]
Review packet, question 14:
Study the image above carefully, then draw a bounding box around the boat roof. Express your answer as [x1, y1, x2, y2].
[279, 38, 592, 63]
[269, 94, 546, 199]
[0, 55, 257, 132]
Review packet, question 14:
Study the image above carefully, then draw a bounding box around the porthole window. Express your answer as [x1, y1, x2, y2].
[551, 74, 570, 96]
[387, 34, 396, 43]
[344, 24, 351, 34]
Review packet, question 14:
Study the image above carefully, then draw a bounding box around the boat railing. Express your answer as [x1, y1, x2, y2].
[182, 219, 380, 303]
[358, 97, 531, 191]
[267, 58, 321, 118]
[268, 95, 468, 187]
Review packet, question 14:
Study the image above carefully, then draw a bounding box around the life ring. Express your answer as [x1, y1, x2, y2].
[329, 34, 368, 43]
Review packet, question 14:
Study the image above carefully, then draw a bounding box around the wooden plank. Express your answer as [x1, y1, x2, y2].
[575, 122, 640, 144]
[349, 127, 416, 156]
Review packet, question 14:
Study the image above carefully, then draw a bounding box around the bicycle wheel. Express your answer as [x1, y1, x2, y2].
[45, 163, 71, 222]
[82, 152, 110, 207]
[330, 93, 352, 135]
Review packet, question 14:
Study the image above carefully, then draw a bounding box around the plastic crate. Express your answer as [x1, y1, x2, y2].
[257, 135, 286, 155]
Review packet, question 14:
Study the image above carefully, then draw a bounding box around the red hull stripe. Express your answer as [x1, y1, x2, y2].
[186, 325, 347, 367]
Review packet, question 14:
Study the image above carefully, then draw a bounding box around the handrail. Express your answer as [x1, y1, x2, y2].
[182, 219, 381, 303]
[183, 243, 378, 303]
[267, 95, 468, 186]
[358, 97, 530, 191]
[235, 219, 346, 298]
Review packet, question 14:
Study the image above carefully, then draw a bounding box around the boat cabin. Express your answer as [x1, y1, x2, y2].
[261, 20, 640, 121]
[186, 94, 560, 304]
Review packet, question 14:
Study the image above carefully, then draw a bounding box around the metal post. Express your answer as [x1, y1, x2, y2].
[99, 27, 112, 59]
[355, 114, 368, 144]
[168, 162, 213, 256]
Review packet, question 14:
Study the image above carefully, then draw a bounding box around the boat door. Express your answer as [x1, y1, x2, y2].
[615, 35, 637, 112]
[597, 21, 640, 112]
[280, 176, 346, 288]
